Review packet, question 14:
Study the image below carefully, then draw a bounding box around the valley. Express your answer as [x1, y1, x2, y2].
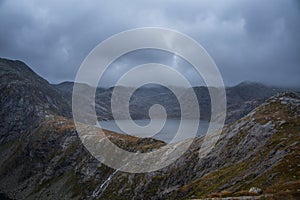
[0, 58, 299, 199]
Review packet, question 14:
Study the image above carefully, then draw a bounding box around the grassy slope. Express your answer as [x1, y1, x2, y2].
[175, 93, 300, 199]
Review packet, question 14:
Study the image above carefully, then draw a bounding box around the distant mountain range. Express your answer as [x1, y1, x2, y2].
[53, 77, 295, 124]
[0, 58, 299, 199]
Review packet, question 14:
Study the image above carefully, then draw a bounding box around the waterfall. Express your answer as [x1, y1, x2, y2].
[92, 164, 127, 198]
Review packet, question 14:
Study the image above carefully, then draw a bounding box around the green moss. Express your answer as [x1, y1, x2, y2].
[0, 142, 24, 176]
[177, 161, 251, 198]
[226, 129, 249, 150]
[56, 142, 78, 165]
[65, 170, 85, 198]
[31, 173, 65, 194]
[0, 139, 18, 152]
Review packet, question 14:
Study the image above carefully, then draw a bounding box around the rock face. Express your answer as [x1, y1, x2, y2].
[0, 58, 299, 199]
[0, 58, 71, 144]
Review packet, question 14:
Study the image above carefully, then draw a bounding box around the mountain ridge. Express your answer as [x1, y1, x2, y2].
[53, 79, 290, 124]
[0, 58, 299, 199]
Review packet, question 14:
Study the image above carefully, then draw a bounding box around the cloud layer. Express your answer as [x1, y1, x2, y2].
[0, 0, 299, 87]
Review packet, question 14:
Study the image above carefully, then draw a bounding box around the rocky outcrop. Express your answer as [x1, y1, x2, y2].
[249, 187, 263, 195]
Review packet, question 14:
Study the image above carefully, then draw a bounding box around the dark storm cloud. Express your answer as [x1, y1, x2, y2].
[0, 0, 299, 87]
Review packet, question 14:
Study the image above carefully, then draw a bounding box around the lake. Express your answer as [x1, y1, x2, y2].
[98, 119, 211, 143]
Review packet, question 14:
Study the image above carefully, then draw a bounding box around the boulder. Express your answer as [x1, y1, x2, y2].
[249, 187, 263, 195]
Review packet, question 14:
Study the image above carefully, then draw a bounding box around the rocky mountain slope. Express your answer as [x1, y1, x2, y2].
[171, 92, 300, 199]
[0, 58, 71, 144]
[0, 58, 299, 199]
[0, 58, 166, 199]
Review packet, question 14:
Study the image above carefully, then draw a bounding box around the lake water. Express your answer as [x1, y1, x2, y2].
[98, 119, 210, 143]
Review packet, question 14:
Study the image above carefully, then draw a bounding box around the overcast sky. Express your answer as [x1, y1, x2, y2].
[0, 0, 299, 87]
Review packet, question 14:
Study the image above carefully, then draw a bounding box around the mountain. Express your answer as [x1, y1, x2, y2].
[0, 58, 71, 144]
[170, 92, 300, 199]
[225, 81, 284, 123]
[0, 58, 299, 199]
[54, 80, 286, 124]
[0, 58, 165, 199]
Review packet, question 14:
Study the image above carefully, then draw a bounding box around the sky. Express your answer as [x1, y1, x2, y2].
[0, 0, 299, 87]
